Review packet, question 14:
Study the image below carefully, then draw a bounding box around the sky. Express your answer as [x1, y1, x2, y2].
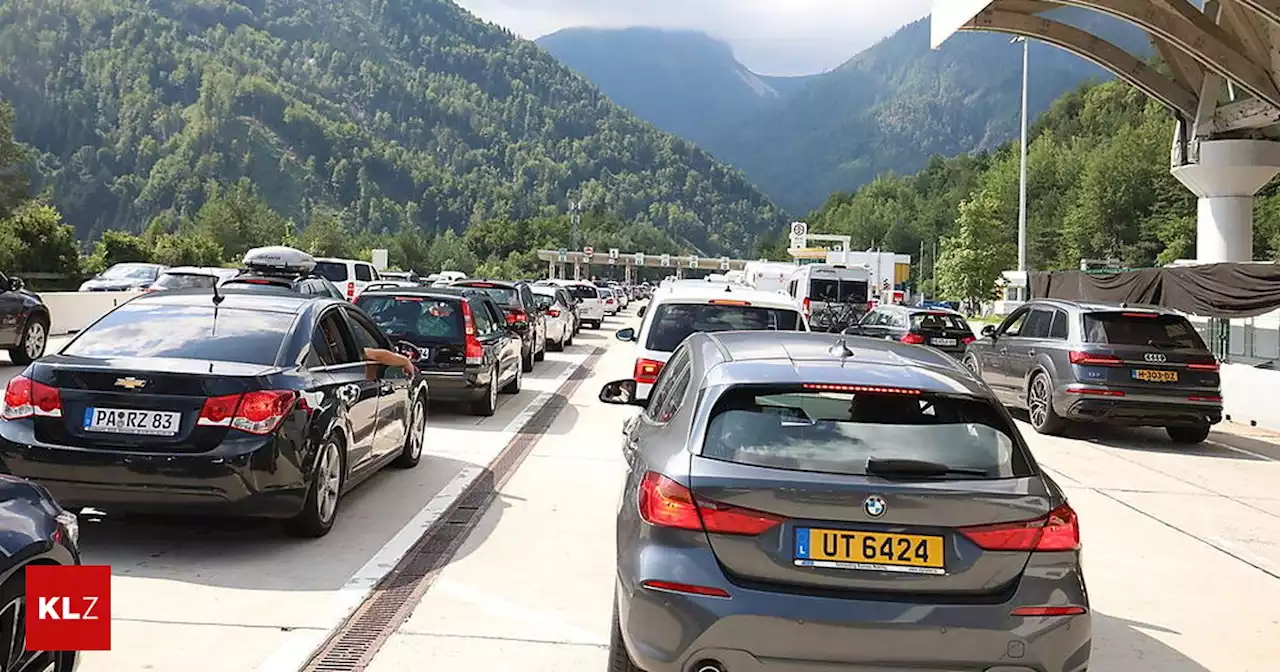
[451, 0, 934, 76]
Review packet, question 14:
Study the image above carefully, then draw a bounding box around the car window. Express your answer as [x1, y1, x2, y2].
[532, 293, 554, 311]
[470, 299, 495, 335]
[654, 360, 693, 423]
[701, 386, 1033, 479]
[354, 264, 374, 282]
[910, 312, 969, 331]
[359, 295, 464, 342]
[644, 302, 804, 353]
[788, 279, 798, 297]
[153, 273, 219, 290]
[520, 285, 535, 310]
[566, 284, 598, 300]
[63, 304, 295, 366]
[313, 261, 348, 282]
[999, 309, 1030, 337]
[310, 309, 357, 366]
[460, 283, 520, 308]
[860, 310, 879, 326]
[646, 348, 690, 421]
[1048, 310, 1069, 339]
[344, 309, 385, 351]
[810, 278, 868, 303]
[1021, 309, 1054, 339]
[101, 263, 159, 280]
[1083, 312, 1206, 349]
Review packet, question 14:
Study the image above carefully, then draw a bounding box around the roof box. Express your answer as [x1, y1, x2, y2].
[243, 246, 316, 274]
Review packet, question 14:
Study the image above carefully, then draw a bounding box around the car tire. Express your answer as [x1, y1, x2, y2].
[565, 329, 574, 346]
[288, 435, 345, 538]
[0, 570, 71, 672]
[962, 353, 981, 377]
[393, 396, 426, 468]
[535, 340, 546, 362]
[9, 315, 48, 366]
[502, 359, 522, 394]
[1027, 372, 1066, 436]
[551, 331, 565, 352]
[1167, 424, 1211, 444]
[522, 348, 535, 372]
[608, 599, 643, 672]
[471, 369, 498, 416]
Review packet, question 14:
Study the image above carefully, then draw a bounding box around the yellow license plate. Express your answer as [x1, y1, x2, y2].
[1133, 369, 1178, 383]
[794, 528, 945, 575]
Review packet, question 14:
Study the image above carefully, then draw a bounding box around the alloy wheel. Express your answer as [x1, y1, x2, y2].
[317, 441, 342, 524]
[24, 323, 45, 361]
[963, 355, 979, 375]
[409, 402, 426, 460]
[1029, 376, 1050, 429]
[491, 369, 499, 406]
[0, 594, 56, 672]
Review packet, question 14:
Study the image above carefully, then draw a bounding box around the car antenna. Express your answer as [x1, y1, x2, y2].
[212, 280, 225, 306]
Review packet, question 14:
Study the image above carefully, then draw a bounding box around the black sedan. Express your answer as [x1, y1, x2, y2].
[0, 288, 428, 537]
[0, 270, 50, 365]
[0, 474, 80, 672]
[452, 280, 547, 372]
[846, 305, 976, 357]
[357, 287, 524, 416]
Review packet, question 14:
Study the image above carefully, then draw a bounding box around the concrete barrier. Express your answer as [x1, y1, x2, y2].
[1221, 362, 1280, 433]
[40, 291, 139, 336]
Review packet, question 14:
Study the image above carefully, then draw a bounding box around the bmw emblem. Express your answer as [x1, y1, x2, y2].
[863, 495, 887, 518]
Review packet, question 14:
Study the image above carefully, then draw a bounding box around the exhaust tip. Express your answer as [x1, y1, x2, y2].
[693, 663, 725, 672]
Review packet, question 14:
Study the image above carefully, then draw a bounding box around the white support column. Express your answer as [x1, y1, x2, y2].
[1171, 139, 1280, 262]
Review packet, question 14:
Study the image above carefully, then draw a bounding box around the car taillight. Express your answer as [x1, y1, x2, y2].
[460, 301, 485, 364]
[1187, 360, 1220, 372]
[901, 332, 925, 344]
[346, 282, 355, 299]
[634, 358, 664, 385]
[1069, 351, 1122, 366]
[959, 503, 1080, 552]
[2, 375, 63, 420]
[803, 297, 811, 316]
[505, 310, 528, 324]
[198, 390, 298, 435]
[547, 309, 560, 318]
[962, 335, 976, 345]
[638, 472, 783, 535]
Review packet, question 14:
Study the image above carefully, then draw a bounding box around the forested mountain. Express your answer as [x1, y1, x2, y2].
[543, 12, 1150, 212]
[0, 0, 786, 255]
[537, 28, 814, 149]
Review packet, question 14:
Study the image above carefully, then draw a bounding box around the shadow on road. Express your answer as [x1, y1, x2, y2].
[1007, 408, 1276, 462]
[1093, 611, 1213, 670]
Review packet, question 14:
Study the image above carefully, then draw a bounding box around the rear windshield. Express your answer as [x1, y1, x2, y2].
[313, 261, 348, 282]
[566, 284, 598, 299]
[810, 278, 869, 303]
[153, 273, 219, 290]
[101, 263, 159, 280]
[645, 302, 803, 352]
[460, 284, 519, 307]
[62, 304, 295, 366]
[910, 312, 969, 331]
[702, 387, 1032, 479]
[1083, 312, 1205, 349]
[358, 295, 463, 342]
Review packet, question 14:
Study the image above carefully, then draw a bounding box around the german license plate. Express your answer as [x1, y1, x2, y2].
[83, 408, 180, 436]
[931, 338, 957, 346]
[794, 527, 945, 575]
[1133, 369, 1178, 383]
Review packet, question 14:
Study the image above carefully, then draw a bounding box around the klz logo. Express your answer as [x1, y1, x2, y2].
[26, 565, 111, 651]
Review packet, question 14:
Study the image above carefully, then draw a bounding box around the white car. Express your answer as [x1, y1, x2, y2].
[550, 280, 605, 329]
[599, 287, 619, 315]
[608, 282, 628, 309]
[532, 285, 574, 350]
[147, 266, 239, 292]
[313, 257, 383, 300]
[616, 283, 810, 401]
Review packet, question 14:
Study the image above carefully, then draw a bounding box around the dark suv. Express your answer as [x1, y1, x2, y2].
[962, 300, 1221, 443]
[0, 271, 50, 365]
[848, 305, 976, 357]
[452, 280, 546, 372]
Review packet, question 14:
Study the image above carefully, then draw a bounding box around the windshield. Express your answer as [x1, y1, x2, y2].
[358, 295, 464, 342]
[644, 302, 803, 352]
[1083, 312, 1205, 349]
[153, 272, 219, 290]
[566, 284, 598, 299]
[811, 278, 869, 303]
[101, 264, 158, 281]
[459, 284, 519, 307]
[313, 261, 348, 282]
[62, 304, 295, 366]
[701, 387, 1032, 479]
[910, 312, 969, 331]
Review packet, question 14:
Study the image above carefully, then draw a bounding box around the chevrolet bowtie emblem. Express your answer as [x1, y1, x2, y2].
[114, 377, 148, 391]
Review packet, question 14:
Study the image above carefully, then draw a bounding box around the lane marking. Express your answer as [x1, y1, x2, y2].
[1205, 438, 1277, 462]
[254, 350, 591, 672]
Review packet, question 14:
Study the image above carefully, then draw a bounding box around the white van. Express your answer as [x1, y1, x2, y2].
[616, 283, 808, 401]
[743, 261, 797, 294]
[787, 264, 871, 331]
[313, 257, 382, 300]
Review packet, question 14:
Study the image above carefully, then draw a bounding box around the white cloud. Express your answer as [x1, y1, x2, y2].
[453, 0, 933, 75]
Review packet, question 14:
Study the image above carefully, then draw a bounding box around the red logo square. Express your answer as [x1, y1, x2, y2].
[25, 565, 111, 651]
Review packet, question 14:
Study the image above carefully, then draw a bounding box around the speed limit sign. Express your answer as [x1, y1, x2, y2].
[790, 222, 808, 237]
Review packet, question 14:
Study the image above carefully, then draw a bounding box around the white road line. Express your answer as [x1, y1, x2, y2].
[254, 351, 591, 672]
[1206, 438, 1277, 461]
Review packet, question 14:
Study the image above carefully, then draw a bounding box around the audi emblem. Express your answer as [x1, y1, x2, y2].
[1144, 353, 1167, 363]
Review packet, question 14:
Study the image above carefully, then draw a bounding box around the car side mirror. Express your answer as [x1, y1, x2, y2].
[510, 320, 529, 333]
[7, 277, 23, 292]
[394, 340, 421, 362]
[599, 378, 642, 406]
[615, 327, 636, 342]
[981, 324, 996, 338]
[637, 306, 646, 318]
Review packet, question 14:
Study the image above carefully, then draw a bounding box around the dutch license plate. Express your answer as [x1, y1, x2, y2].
[931, 338, 957, 347]
[1133, 369, 1178, 383]
[794, 527, 946, 575]
[83, 407, 180, 436]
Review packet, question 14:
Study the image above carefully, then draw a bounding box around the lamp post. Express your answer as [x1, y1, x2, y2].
[1013, 35, 1029, 301]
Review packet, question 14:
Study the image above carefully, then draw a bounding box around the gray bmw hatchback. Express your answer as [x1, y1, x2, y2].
[599, 331, 1089, 672]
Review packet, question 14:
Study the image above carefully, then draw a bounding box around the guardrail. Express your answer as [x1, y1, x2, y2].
[42, 291, 138, 336]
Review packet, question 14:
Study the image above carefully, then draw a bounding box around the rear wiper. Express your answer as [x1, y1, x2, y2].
[865, 458, 989, 478]
[1146, 339, 1184, 349]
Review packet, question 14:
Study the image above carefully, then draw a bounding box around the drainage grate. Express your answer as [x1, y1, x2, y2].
[300, 346, 606, 672]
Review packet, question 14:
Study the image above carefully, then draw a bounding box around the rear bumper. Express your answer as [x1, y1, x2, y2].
[1057, 390, 1222, 427]
[0, 421, 309, 517]
[422, 369, 488, 401]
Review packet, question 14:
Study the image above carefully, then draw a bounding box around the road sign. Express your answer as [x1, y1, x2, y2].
[689, 256, 700, 269]
[634, 252, 645, 265]
[557, 248, 568, 262]
[790, 222, 808, 237]
[661, 254, 671, 267]
[609, 248, 619, 265]
[882, 279, 891, 291]
[720, 256, 730, 270]
[583, 246, 594, 260]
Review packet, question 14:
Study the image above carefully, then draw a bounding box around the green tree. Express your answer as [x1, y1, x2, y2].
[0, 200, 79, 274]
[152, 233, 225, 267]
[195, 182, 289, 261]
[936, 192, 1015, 307]
[425, 230, 478, 274]
[0, 100, 28, 220]
[87, 230, 152, 273]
